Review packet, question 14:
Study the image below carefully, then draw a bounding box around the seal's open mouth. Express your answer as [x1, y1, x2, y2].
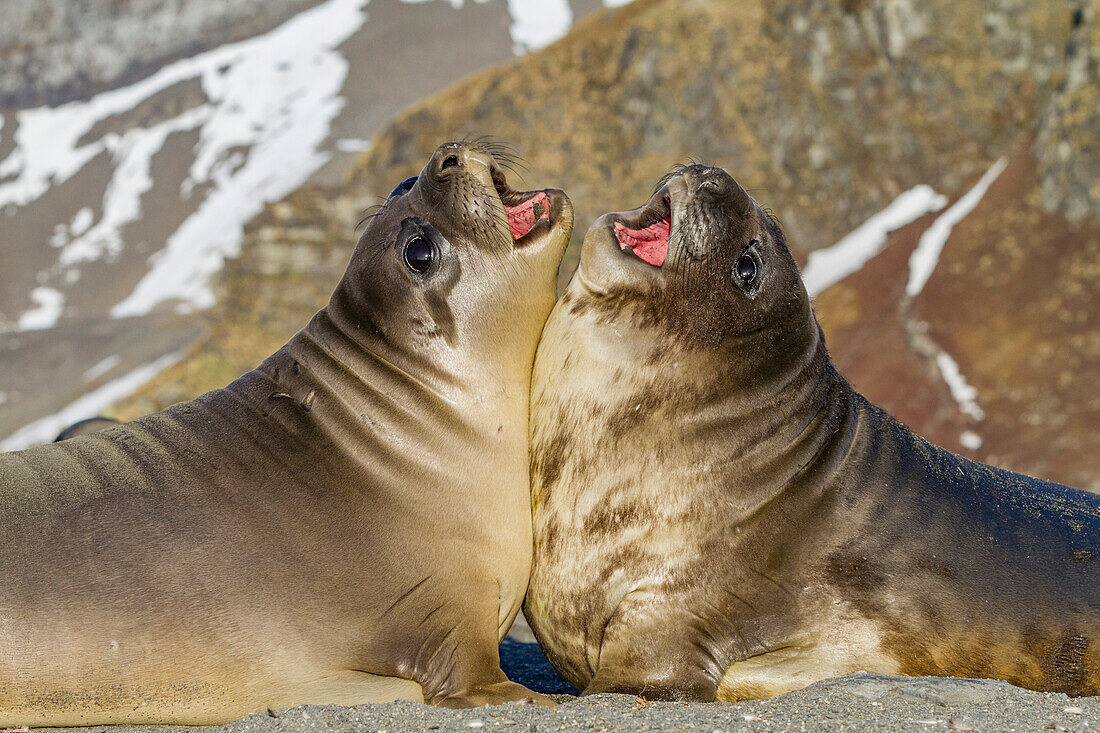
[506, 192, 551, 240]
[491, 168, 552, 243]
[613, 188, 672, 267]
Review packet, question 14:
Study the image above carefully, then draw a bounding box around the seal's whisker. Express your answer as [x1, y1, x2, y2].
[651, 170, 678, 196]
[651, 162, 693, 196]
[473, 135, 521, 156]
[494, 160, 529, 184]
[488, 150, 529, 171]
[461, 135, 528, 167]
[489, 149, 526, 164]
[357, 202, 385, 231]
[762, 206, 782, 228]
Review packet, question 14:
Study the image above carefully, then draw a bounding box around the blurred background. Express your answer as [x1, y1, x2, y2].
[0, 0, 1095, 491]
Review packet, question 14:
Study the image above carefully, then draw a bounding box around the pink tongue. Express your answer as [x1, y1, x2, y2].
[506, 191, 551, 240]
[614, 218, 671, 267]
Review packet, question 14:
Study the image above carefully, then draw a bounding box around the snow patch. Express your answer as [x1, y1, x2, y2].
[935, 351, 985, 421]
[51, 206, 97, 248]
[959, 430, 983, 450]
[70, 206, 94, 237]
[335, 138, 372, 153]
[0, 350, 185, 452]
[802, 185, 947, 297]
[0, 0, 370, 326]
[83, 354, 122, 382]
[507, 0, 572, 53]
[603, 0, 635, 6]
[62, 107, 210, 268]
[17, 287, 65, 331]
[906, 157, 1008, 298]
[49, 223, 68, 248]
[113, 0, 369, 317]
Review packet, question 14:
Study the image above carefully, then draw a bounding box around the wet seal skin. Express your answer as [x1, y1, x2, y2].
[525, 163, 1099, 702]
[0, 140, 573, 726]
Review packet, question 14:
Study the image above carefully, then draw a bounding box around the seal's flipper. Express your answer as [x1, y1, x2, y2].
[271, 671, 426, 708]
[412, 617, 557, 708]
[580, 595, 720, 702]
[436, 680, 555, 708]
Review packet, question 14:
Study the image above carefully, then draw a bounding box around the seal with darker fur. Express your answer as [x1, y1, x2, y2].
[526, 163, 1099, 701]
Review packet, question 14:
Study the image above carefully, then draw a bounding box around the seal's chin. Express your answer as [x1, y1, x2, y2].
[612, 187, 672, 267]
[490, 167, 558, 246]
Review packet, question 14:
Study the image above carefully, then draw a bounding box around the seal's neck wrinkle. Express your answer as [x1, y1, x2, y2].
[273, 302, 533, 465]
[670, 322, 847, 513]
[324, 285, 463, 392]
[325, 294, 460, 395]
[326, 268, 544, 397]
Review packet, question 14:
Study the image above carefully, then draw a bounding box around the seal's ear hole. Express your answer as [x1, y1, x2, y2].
[389, 176, 418, 198]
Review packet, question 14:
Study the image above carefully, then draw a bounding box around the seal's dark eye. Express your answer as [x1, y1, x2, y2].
[736, 253, 757, 284]
[389, 176, 417, 198]
[404, 236, 433, 273]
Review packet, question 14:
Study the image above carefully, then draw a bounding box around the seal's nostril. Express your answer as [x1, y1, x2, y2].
[442, 155, 461, 170]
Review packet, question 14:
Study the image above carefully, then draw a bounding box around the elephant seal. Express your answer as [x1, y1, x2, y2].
[53, 416, 120, 441]
[526, 164, 1100, 702]
[0, 140, 572, 726]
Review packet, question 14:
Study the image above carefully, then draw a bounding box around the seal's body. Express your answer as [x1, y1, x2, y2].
[526, 164, 1100, 702]
[53, 416, 119, 441]
[1, 141, 573, 726]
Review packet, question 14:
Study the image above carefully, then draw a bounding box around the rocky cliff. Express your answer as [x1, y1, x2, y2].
[0, 0, 321, 108]
[118, 0, 1099, 489]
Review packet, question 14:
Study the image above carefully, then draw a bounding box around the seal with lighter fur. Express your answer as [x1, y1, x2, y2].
[0, 141, 573, 725]
[526, 163, 1099, 701]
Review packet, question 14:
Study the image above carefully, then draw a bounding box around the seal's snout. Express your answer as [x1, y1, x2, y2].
[428, 142, 491, 179]
[677, 164, 749, 211]
[668, 165, 748, 210]
[609, 164, 749, 270]
[602, 162, 765, 279]
[426, 141, 566, 247]
[678, 164, 728, 191]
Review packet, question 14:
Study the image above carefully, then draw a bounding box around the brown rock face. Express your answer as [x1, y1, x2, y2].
[818, 143, 1100, 491]
[350, 0, 1085, 274]
[121, 0, 1098, 489]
